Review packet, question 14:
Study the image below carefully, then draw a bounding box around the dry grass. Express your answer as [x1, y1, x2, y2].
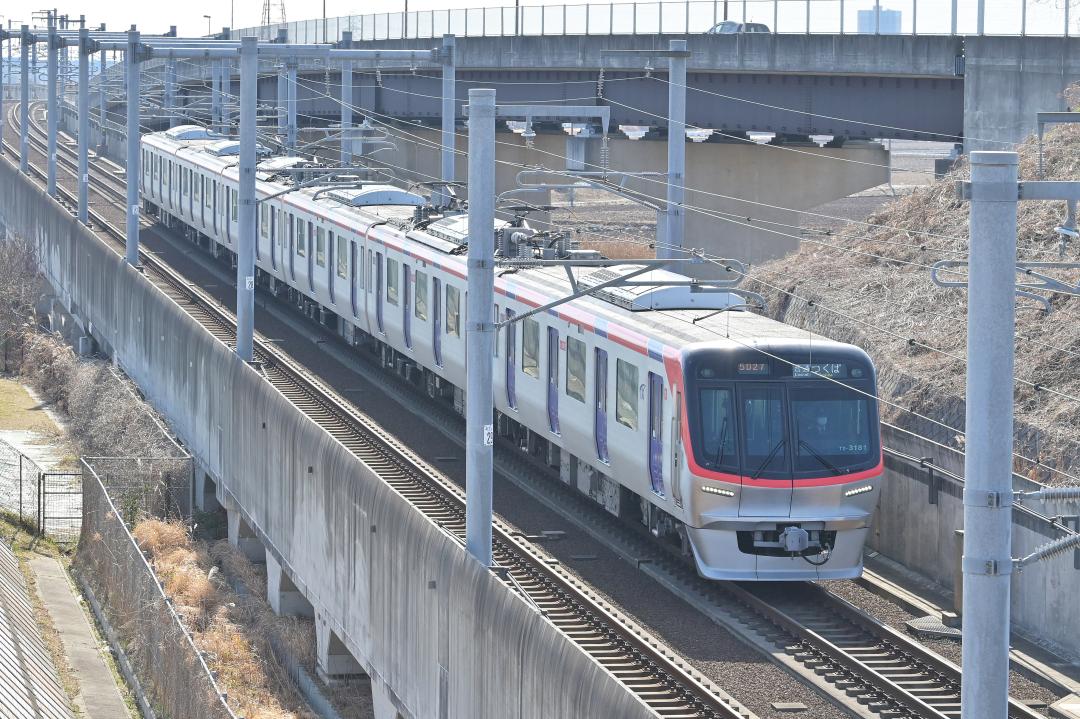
[0, 378, 58, 433]
[131, 518, 362, 719]
[743, 86, 1080, 481]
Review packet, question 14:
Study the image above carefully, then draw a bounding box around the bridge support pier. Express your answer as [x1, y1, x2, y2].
[194, 471, 221, 512]
[265, 553, 313, 617]
[226, 508, 265, 563]
[315, 614, 365, 682]
[370, 676, 405, 719]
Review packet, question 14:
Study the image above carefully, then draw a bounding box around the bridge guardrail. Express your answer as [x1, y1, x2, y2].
[232, 0, 1080, 43]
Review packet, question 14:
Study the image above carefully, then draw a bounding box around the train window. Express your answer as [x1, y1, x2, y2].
[699, 388, 736, 470]
[386, 258, 399, 305]
[790, 387, 873, 472]
[231, 189, 238, 222]
[182, 168, 188, 196]
[414, 271, 428, 320]
[445, 285, 460, 336]
[316, 228, 326, 267]
[616, 359, 639, 430]
[522, 318, 540, 379]
[367, 250, 374, 293]
[296, 217, 306, 256]
[259, 204, 269, 239]
[505, 309, 517, 409]
[595, 348, 609, 463]
[566, 337, 586, 403]
[204, 178, 212, 209]
[493, 304, 500, 356]
[547, 327, 560, 434]
[336, 234, 348, 280]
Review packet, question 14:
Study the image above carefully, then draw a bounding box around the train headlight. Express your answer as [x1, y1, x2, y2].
[844, 484, 874, 497]
[701, 485, 735, 497]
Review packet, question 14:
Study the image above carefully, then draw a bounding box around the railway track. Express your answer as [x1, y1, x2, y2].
[6, 101, 755, 719]
[8, 103, 1061, 719]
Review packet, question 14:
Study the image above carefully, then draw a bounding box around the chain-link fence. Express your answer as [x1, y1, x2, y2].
[0, 438, 41, 528]
[75, 457, 236, 719]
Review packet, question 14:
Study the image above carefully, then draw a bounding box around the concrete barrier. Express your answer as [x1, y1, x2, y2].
[0, 156, 659, 719]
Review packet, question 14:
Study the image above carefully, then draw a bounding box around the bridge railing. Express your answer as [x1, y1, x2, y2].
[233, 1, 1080, 42]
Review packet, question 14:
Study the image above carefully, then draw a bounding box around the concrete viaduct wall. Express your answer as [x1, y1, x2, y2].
[0, 158, 658, 719]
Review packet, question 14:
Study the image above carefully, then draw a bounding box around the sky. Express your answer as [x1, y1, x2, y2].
[0, 0, 1076, 38]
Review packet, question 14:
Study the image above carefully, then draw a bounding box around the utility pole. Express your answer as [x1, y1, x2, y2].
[19, 25, 29, 174]
[77, 26, 89, 224]
[440, 34, 455, 206]
[46, 13, 57, 196]
[237, 35, 257, 361]
[125, 27, 141, 266]
[465, 87, 496, 568]
[661, 39, 686, 260]
[339, 31, 352, 165]
[960, 151, 1018, 719]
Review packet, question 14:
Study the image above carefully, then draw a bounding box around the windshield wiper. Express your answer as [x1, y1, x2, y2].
[798, 440, 844, 476]
[750, 439, 785, 479]
[713, 417, 729, 468]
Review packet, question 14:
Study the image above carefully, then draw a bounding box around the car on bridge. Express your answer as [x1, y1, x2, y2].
[706, 20, 771, 34]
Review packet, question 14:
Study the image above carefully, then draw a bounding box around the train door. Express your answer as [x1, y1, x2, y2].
[211, 180, 218, 235]
[648, 372, 664, 496]
[736, 383, 792, 517]
[306, 221, 314, 293]
[270, 208, 277, 270]
[432, 277, 443, 366]
[350, 240, 359, 318]
[287, 214, 296, 281]
[328, 232, 336, 305]
[225, 187, 232, 245]
[547, 327, 559, 434]
[595, 348, 609, 462]
[505, 309, 516, 409]
[402, 264, 412, 349]
[671, 390, 684, 509]
[375, 252, 384, 334]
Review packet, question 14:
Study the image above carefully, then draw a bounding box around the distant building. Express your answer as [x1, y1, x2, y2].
[857, 8, 902, 34]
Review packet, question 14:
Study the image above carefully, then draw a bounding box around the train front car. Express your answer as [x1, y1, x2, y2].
[678, 339, 882, 581]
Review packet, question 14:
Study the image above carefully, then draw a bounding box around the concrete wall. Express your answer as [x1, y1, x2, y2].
[964, 36, 1080, 151]
[871, 426, 1080, 663]
[0, 157, 659, 719]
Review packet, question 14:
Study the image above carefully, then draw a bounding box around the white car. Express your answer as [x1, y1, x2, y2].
[707, 21, 771, 34]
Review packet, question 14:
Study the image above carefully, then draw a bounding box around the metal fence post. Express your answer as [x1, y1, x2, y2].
[236, 35, 257, 363]
[840, 0, 845, 34]
[18, 455, 23, 520]
[960, 151, 1018, 719]
[465, 87, 496, 568]
[1021, 0, 1027, 36]
[20, 26, 30, 175]
[978, 0, 986, 35]
[951, 0, 958, 35]
[875, 0, 881, 34]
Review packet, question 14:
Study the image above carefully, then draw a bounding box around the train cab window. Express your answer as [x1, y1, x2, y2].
[445, 285, 461, 336]
[522, 318, 540, 378]
[566, 337, 586, 403]
[791, 387, 873, 472]
[386, 258, 399, 305]
[316, 228, 326, 267]
[336, 234, 348, 280]
[414, 271, 428, 320]
[296, 217, 306, 256]
[616, 359, 639, 430]
[740, 385, 787, 476]
[699, 388, 736, 470]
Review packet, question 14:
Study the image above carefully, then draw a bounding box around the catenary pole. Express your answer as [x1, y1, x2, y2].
[661, 38, 686, 260]
[46, 15, 57, 196]
[959, 150, 1018, 719]
[440, 34, 455, 206]
[98, 24, 106, 148]
[125, 28, 141, 267]
[77, 27, 89, 224]
[164, 58, 177, 127]
[465, 87, 496, 568]
[286, 59, 297, 152]
[19, 26, 29, 174]
[0, 23, 5, 156]
[211, 58, 221, 132]
[236, 35, 257, 361]
[340, 31, 352, 165]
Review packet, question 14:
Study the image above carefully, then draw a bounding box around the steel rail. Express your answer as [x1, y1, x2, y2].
[5, 101, 752, 719]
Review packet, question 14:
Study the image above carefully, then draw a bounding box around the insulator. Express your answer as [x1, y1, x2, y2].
[375, 67, 383, 88]
[1037, 486, 1080, 501]
[596, 68, 605, 99]
[600, 134, 610, 174]
[1018, 533, 1080, 570]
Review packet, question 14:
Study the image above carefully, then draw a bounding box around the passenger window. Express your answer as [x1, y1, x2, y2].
[493, 304, 500, 356]
[316, 227, 326, 267]
[204, 178, 212, 208]
[367, 249, 373, 292]
[522, 318, 540, 378]
[386, 258, 399, 305]
[231, 188, 238, 221]
[616, 359, 639, 430]
[296, 217, 306, 256]
[259, 204, 269, 239]
[445, 285, 460, 336]
[336, 234, 348, 280]
[415, 270, 428, 320]
[566, 337, 586, 403]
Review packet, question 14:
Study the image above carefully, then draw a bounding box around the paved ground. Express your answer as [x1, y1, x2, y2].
[0, 541, 73, 719]
[27, 557, 130, 719]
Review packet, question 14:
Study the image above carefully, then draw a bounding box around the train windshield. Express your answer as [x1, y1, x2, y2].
[790, 385, 874, 473]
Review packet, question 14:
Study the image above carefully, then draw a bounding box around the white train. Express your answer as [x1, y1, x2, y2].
[141, 125, 883, 581]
